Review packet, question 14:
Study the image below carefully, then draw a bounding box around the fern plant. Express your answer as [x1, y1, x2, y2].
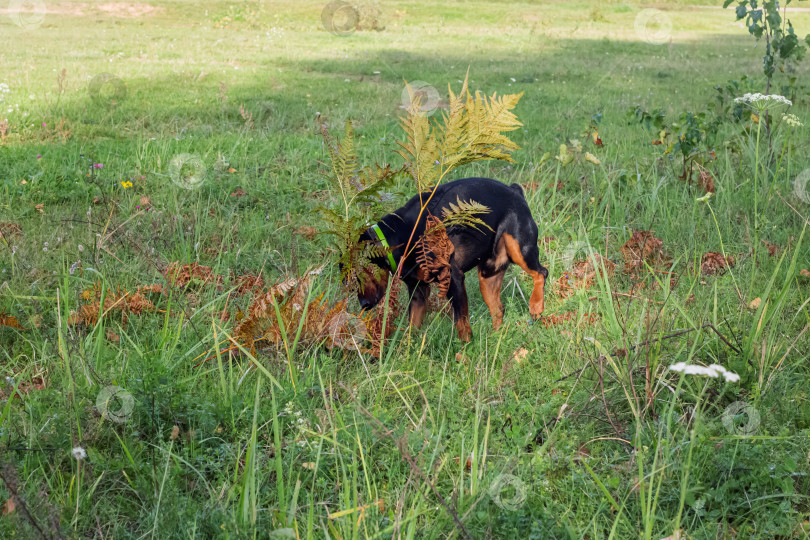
[317, 118, 403, 287]
[317, 73, 523, 285]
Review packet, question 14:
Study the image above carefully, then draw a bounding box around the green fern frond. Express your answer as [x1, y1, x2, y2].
[353, 164, 405, 205]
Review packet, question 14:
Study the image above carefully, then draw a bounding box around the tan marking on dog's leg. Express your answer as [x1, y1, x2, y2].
[410, 298, 427, 328]
[503, 234, 545, 318]
[455, 317, 472, 342]
[478, 269, 505, 330]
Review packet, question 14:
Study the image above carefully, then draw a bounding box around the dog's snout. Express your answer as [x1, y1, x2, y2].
[359, 298, 373, 310]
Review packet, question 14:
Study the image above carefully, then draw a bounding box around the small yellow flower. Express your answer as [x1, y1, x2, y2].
[120, 181, 133, 188]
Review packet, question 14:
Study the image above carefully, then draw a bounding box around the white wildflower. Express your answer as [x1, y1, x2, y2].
[733, 93, 792, 112]
[783, 113, 803, 128]
[669, 362, 740, 382]
[72, 446, 87, 460]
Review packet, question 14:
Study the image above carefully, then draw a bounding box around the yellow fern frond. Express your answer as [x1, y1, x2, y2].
[438, 196, 492, 232]
[397, 72, 523, 192]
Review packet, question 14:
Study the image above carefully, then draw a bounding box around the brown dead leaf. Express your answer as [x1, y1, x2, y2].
[555, 254, 615, 299]
[0, 222, 22, 240]
[522, 181, 541, 191]
[701, 252, 735, 276]
[34, 203, 44, 214]
[692, 162, 716, 194]
[620, 230, 665, 274]
[105, 328, 120, 342]
[138, 284, 164, 294]
[0, 314, 26, 330]
[801, 269, 810, 278]
[164, 262, 223, 288]
[748, 297, 761, 310]
[170, 425, 180, 440]
[761, 240, 780, 257]
[1, 497, 14, 516]
[232, 273, 265, 295]
[230, 187, 246, 197]
[296, 226, 317, 240]
[541, 311, 600, 327]
[139, 195, 151, 206]
[512, 348, 530, 363]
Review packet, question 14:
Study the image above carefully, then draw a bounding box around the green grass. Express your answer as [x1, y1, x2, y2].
[1, 0, 810, 538]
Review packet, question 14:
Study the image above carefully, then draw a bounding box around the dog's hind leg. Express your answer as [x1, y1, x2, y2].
[502, 233, 548, 319]
[478, 267, 506, 330]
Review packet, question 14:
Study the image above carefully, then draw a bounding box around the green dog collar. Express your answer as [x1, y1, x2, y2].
[371, 224, 397, 272]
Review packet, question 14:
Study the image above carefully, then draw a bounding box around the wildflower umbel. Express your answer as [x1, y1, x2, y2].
[783, 113, 804, 128]
[669, 362, 740, 383]
[733, 93, 792, 112]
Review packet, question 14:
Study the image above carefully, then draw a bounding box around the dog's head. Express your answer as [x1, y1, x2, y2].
[341, 226, 393, 311]
[356, 264, 390, 310]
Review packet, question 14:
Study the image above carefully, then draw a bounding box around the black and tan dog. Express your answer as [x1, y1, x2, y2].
[355, 177, 548, 341]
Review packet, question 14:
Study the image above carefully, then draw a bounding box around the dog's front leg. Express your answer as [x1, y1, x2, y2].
[448, 262, 471, 341]
[405, 280, 430, 328]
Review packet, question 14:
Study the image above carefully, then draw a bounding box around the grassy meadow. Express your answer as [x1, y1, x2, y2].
[1, 0, 810, 538]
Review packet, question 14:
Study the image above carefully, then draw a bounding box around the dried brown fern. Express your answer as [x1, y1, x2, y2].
[164, 262, 223, 288]
[69, 283, 155, 327]
[0, 222, 22, 242]
[233, 268, 369, 354]
[0, 314, 25, 330]
[415, 215, 455, 298]
[620, 230, 667, 274]
[555, 254, 615, 300]
[365, 276, 403, 357]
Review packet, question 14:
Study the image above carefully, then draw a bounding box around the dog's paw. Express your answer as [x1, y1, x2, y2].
[456, 320, 472, 342]
[529, 303, 544, 319]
